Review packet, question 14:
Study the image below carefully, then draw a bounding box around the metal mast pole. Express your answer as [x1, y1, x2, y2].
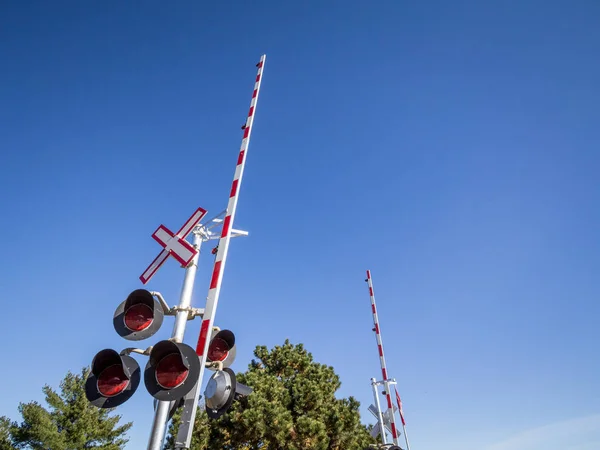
[174, 55, 267, 449]
[366, 270, 400, 446]
[371, 378, 387, 445]
[147, 233, 204, 450]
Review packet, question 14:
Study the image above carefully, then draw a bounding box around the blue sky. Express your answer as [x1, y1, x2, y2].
[1, 1, 599, 449]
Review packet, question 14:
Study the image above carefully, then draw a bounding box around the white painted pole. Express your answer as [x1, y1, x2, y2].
[371, 378, 387, 445]
[147, 233, 203, 450]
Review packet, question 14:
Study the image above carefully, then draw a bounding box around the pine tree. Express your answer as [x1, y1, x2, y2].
[6, 367, 132, 450]
[166, 340, 376, 450]
[0, 417, 16, 450]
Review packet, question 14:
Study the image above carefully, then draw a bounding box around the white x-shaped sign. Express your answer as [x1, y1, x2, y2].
[140, 207, 207, 284]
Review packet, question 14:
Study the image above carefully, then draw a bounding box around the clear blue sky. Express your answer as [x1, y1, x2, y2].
[1, 1, 599, 449]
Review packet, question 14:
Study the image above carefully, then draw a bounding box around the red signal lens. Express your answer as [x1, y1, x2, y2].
[124, 304, 153, 331]
[207, 337, 229, 362]
[97, 364, 129, 397]
[156, 354, 189, 389]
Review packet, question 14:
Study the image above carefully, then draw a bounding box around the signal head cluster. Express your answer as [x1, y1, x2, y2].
[85, 288, 250, 421]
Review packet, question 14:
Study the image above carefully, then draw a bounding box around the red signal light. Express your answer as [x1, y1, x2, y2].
[114, 289, 164, 341]
[124, 303, 154, 332]
[144, 340, 200, 401]
[206, 330, 236, 371]
[97, 364, 129, 397]
[86, 349, 140, 408]
[156, 354, 189, 389]
[207, 337, 229, 362]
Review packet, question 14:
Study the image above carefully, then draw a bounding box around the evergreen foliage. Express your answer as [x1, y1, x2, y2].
[1, 368, 132, 450]
[166, 340, 376, 450]
[0, 342, 376, 449]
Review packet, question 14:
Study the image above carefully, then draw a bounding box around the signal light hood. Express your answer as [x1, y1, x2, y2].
[113, 289, 164, 341]
[85, 349, 140, 409]
[144, 340, 200, 402]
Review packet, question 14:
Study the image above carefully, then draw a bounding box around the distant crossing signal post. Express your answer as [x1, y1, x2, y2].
[365, 270, 410, 450]
[83, 55, 266, 450]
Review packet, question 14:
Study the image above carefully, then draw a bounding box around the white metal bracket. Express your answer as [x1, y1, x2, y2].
[120, 346, 152, 357]
[150, 291, 171, 315]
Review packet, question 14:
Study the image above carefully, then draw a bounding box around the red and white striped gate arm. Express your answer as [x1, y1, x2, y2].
[395, 384, 411, 450]
[366, 269, 400, 445]
[195, 55, 266, 357]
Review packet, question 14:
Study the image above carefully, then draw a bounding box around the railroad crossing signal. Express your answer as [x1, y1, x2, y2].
[369, 376, 405, 449]
[204, 368, 252, 419]
[206, 329, 236, 370]
[202, 329, 251, 419]
[82, 54, 265, 450]
[84, 208, 253, 419]
[144, 340, 200, 401]
[113, 289, 164, 341]
[85, 287, 246, 415]
[86, 208, 207, 409]
[85, 349, 140, 408]
[85, 284, 203, 409]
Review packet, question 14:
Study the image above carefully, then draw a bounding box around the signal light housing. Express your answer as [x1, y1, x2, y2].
[204, 368, 252, 419]
[206, 329, 236, 371]
[113, 289, 164, 341]
[85, 349, 140, 408]
[144, 340, 200, 401]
